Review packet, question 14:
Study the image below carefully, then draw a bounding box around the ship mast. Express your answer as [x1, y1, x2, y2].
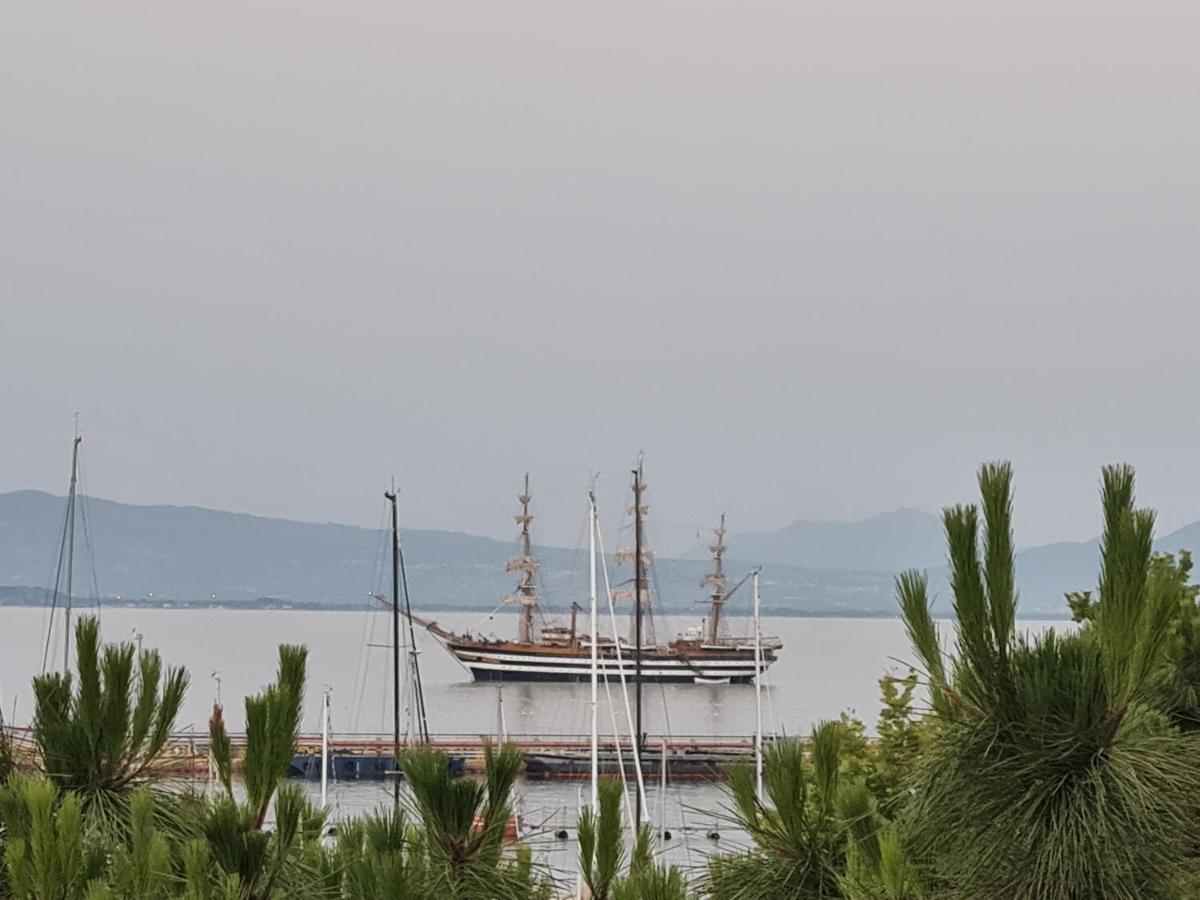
[632, 464, 646, 824]
[613, 463, 651, 823]
[753, 568, 764, 801]
[385, 488, 402, 807]
[505, 473, 540, 644]
[588, 489, 599, 812]
[701, 514, 729, 645]
[385, 486, 429, 809]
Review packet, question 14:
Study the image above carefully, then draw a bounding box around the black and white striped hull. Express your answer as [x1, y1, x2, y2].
[446, 642, 776, 684]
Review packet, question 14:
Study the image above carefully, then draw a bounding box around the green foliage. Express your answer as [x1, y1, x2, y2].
[0, 714, 13, 784]
[240, 645, 306, 828]
[0, 774, 105, 899]
[200, 797, 270, 892]
[577, 777, 625, 900]
[612, 851, 686, 900]
[3, 642, 566, 900]
[207, 704, 233, 798]
[26, 619, 189, 849]
[400, 742, 552, 898]
[577, 778, 686, 900]
[1065, 588, 1095, 622]
[897, 461, 1200, 898]
[402, 743, 507, 878]
[333, 808, 435, 899]
[833, 713, 871, 783]
[1074, 549, 1200, 733]
[1092, 467, 1177, 729]
[30, 616, 188, 837]
[703, 722, 851, 899]
[895, 572, 949, 719]
[1156, 550, 1200, 730]
[104, 789, 174, 899]
[264, 783, 329, 897]
[5, 640, 557, 900]
[197, 644, 328, 900]
[5, 780, 326, 900]
[611, 821, 685, 900]
[177, 839, 241, 900]
[868, 672, 925, 818]
[837, 780, 924, 900]
[833, 672, 927, 820]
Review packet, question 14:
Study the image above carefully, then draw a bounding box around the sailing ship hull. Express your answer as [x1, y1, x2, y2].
[445, 640, 776, 684]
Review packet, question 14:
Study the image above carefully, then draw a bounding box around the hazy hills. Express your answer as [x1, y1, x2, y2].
[4, 490, 1200, 618]
[0, 490, 514, 609]
[718, 510, 1200, 615]
[692, 508, 945, 572]
[0, 490, 899, 616]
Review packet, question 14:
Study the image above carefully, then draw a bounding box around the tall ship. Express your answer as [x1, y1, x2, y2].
[407, 469, 782, 684]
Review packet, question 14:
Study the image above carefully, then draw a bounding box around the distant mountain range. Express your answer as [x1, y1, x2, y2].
[0, 490, 902, 617]
[713, 508, 1200, 616]
[4, 490, 1200, 619]
[690, 508, 946, 572]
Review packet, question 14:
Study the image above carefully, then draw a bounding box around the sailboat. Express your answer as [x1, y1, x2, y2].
[406, 469, 782, 684]
[41, 429, 85, 673]
[291, 487, 438, 786]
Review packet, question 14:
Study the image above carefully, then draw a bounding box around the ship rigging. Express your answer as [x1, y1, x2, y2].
[405, 467, 782, 684]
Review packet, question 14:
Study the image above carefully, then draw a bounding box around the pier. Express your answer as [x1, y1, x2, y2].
[271, 732, 756, 782]
[5, 726, 758, 782]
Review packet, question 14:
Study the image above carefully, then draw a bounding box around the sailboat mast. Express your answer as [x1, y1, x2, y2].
[63, 434, 81, 672]
[398, 530, 430, 744]
[753, 568, 764, 801]
[497, 685, 508, 741]
[588, 489, 599, 811]
[386, 489, 401, 806]
[633, 465, 645, 824]
[320, 687, 330, 809]
[659, 738, 668, 842]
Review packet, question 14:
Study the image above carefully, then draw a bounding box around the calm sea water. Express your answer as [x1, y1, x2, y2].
[2, 607, 1072, 737]
[1, 607, 1071, 877]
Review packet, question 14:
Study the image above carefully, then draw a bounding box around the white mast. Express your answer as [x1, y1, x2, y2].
[498, 684, 508, 742]
[753, 569, 764, 801]
[659, 738, 668, 843]
[320, 686, 331, 808]
[589, 489, 599, 811]
[578, 488, 601, 900]
[595, 513, 650, 831]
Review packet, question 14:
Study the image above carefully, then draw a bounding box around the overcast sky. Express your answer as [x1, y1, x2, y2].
[3, 2, 1199, 555]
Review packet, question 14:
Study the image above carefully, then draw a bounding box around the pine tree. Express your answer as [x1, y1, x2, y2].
[897, 462, 1200, 897]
